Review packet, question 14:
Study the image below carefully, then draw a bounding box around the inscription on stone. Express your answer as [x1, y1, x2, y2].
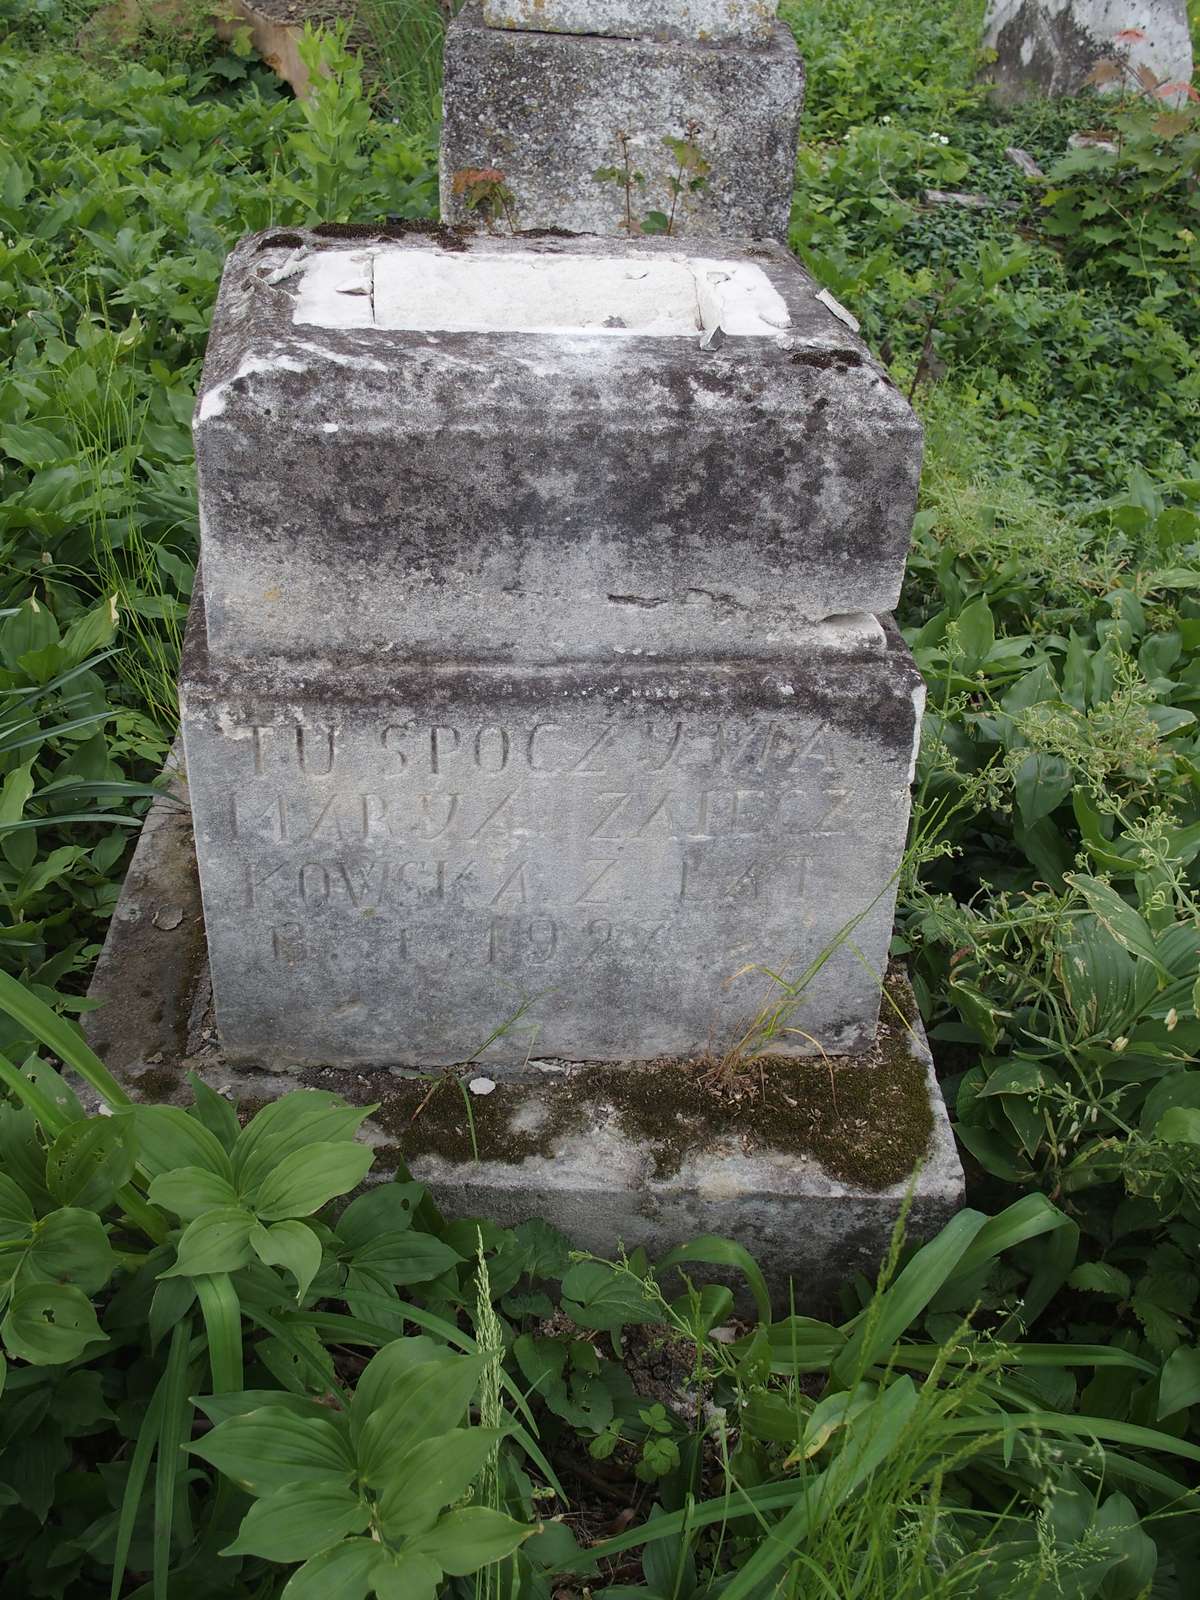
[182, 668, 918, 1066]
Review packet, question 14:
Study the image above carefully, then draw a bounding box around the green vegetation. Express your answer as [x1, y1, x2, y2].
[2, 0, 1200, 1593]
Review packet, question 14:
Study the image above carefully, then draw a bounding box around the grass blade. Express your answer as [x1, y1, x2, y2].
[656, 1235, 772, 1327]
[153, 1319, 194, 1600]
[109, 1373, 167, 1600]
[195, 1273, 243, 1394]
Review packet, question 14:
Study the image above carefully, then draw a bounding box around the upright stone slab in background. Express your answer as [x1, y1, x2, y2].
[982, 1, 1193, 103]
[194, 233, 921, 666]
[440, 2, 804, 238]
[182, 228, 925, 1069]
[481, 0, 778, 41]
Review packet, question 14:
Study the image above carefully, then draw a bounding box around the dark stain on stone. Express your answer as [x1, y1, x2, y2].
[790, 349, 863, 370]
[261, 232, 304, 250]
[312, 220, 472, 252]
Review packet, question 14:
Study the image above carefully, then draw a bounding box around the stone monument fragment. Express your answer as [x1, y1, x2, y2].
[440, 1, 804, 238]
[982, 1, 1194, 103]
[183, 228, 924, 1070]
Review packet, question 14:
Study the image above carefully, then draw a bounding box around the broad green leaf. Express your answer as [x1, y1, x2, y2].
[281, 1538, 380, 1600]
[250, 1141, 374, 1220]
[376, 1428, 503, 1538]
[349, 1335, 447, 1432]
[954, 595, 994, 668]
[128, 1104, 233, 1182]
[1014, 752, 1073, 827]
[1158, 1346, 1200, 1418]
[149, 1166, 239, 1220]
[336, 1183, 423, 1248]
[369, 1551, 443, 1600]
[45, 1118, 135, 1210]
[2, 1280, 107, 1364]
[161, 1206, 255, 1278]
[250, 1219, 322, 1302]
[349, 1231, 462, 1285]
[223, 1478, 369, 1560]
[1156, 1107, 1200, 1146]
[409, 1506, 535, 1575]
[357, 1356, 485, 1479]
[1066, 875, 1168, 975]
[187, 1073, 241, 1151]
[19, 1207, 116, 1294]
[0, 1171, 33, 1246]
[233, 1092, 370, 1191]
[189, 1405, 355, 1496]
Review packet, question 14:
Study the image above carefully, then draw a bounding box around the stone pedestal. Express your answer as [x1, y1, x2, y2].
[184, 227, 925, 1070]
[439, 2, 804, 239]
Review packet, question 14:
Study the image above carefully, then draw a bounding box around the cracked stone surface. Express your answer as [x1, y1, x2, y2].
[194, 229, 922, 665]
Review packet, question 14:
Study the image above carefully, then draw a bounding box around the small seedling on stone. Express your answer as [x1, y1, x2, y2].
[594, 123, 711, 237]
[452, 165, 519, 233]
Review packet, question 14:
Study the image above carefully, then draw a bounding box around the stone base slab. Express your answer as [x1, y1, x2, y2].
[440, 3, 804, 239]
[85, 775, 964, 1312]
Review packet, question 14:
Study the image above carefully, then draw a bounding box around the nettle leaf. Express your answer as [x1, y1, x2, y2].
[222, 1477, 369, 1561]
[233, 1091, 371, 1193]
[45, 1117, 135, 1210]
[0, 1171, 34, 1247]
[356, 1356, 485, 1481]
[161, 1206, 255, 1278]
[149, 1166, 239, 1220]
[18, 1208, 116, 1295]
[250, 1219, 323, 1302]
[376, 1428, 503, 1539]
[1068, 1262, 1132, 1299]
[190, 1404, 355, 1497]
[408, 1506, 534, 1575]
[560, 1260, 663, 1333]
[281, 1537, 382, 1600]
[2, 1281, 107, 1364]
[127, 1104, 234, 1182]
[251, 1142, 374, 1221]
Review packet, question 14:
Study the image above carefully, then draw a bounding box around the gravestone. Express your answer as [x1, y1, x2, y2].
[440, 1, 804, 238]
[982, 1, 1193, 103]
[183, 230, 923, 1069]
[90, 11, 966, 1302]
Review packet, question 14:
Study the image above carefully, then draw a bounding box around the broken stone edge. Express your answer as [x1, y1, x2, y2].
[86, 775, 964, 1310]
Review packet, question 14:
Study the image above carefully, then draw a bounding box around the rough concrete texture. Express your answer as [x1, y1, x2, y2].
[480, 0, 778, 42]
[179, 587, 923, 1068]
[85, 778, 963, 1313]
[440, 3, 804, 239]
[983, 1, 1193, 103]
[194, 230, 921, 665]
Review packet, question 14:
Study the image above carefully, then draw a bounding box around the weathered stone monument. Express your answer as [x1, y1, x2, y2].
[440, 1, 804, 238]
[982, 2, 1194, 103]
[90, 3, 963, 1302]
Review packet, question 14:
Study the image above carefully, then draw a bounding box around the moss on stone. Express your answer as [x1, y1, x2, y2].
[359, 989, 933, 1192]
